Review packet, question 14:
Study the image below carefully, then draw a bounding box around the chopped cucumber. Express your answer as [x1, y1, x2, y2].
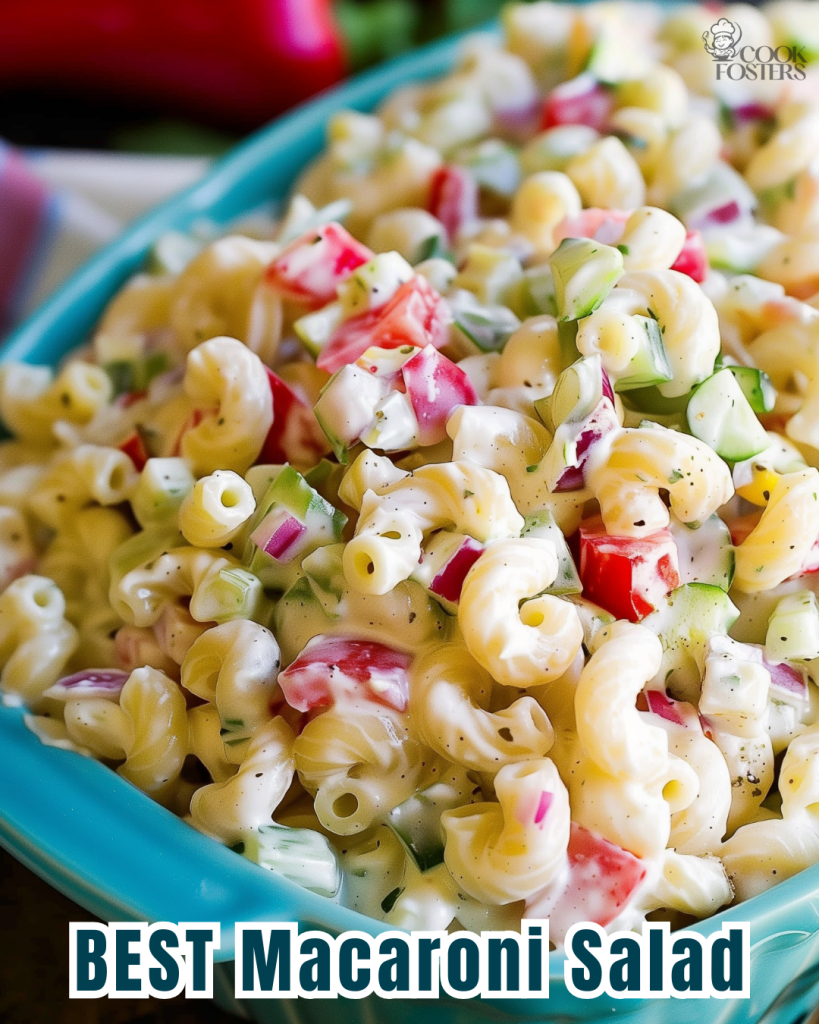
[699, 634, 770, 736]
[669, 513, 735, 592]
[668, 162, 756, 230]
[294, 302, 343, 358]
[549, 237, 624, 322]
[563, 594, 616, 651]
[387, 774, 478, 872]
[244, 465, 347, 590]
[557, 319, 581, 370]
[766, 591, 819, 664]
[613, 315, 673, 392]
[621, 383, 693, 417]
[520, 511, 582, 595]
[686, 368, 769, 462]
[451, 294, 521, 353]
[642, 583, 740, 703]
[725, 365, 776, 415]
[337, 251, 414, 318]
[454, 139, 521, 201]
[314, 363, 387, 462]
[454, 245, 522, 306]
[146, 231, 202, 276]
[509, 264, 558, 318]
[704, 223, 783, 275]
[549, 355, 608, 426]
[242, 823, 340, 897]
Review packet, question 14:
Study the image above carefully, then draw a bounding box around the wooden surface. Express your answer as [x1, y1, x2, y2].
[0, 845, 239, 1023]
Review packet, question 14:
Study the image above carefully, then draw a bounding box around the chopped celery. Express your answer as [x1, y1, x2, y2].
[557, 320, 581, 370]
[188, 564, 267, 626]
[549, 237, 624, 322]
[613, 315, 673, 392]
[243, 823, 340, 897]
[103, 351, 170, 397]
[549, 355, 608, 426]
[302, 543, 347, 615]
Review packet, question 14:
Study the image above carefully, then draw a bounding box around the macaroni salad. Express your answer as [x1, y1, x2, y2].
[7, 0, 819, 943]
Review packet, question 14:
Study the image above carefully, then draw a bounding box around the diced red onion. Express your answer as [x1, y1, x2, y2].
[429, 538, 484, 604]
[534, 790, 553, 827]
[44, 669, 129, 702]
[645, 688, 686, 726]
[251, 507, 307, 563]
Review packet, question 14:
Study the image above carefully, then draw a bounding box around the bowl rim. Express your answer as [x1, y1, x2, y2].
[1, 19, 818, 994]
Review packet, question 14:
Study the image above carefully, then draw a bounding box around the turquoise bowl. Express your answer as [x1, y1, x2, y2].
[3, 27, 819, 1024]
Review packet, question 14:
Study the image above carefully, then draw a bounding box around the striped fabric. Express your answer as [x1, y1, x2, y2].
[0, 143, 55, 336]
[0, 142, 209, 338]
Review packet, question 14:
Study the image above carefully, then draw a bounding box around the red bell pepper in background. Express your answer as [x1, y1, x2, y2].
[428, 165, 478, 244]
[578, 515, 680, 622]
[0, 0, 345, 127]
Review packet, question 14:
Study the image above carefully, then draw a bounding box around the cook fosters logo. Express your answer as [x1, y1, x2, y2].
[703, 18, 742, 61]
[702, 18, 806, 80]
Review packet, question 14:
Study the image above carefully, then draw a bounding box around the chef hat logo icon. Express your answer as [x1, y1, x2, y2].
[703, 18, 742, 60]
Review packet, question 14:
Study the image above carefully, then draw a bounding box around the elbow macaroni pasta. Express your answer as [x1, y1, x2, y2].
[10, 0, 819, 941]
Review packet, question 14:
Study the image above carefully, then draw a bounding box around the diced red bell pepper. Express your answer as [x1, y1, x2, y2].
[277, 635, 411, 713]
[525, 823, 647, 944]
[579, 515, 680, 622]
[116, 390, 148, 409]
[427, 165, 479, 244]
[670, 230, 709, 283]
[317, 276, 451, 374]
[258, 368, 329, 465]
[119, 431, 149, 472]
[266, 222, 373, 309]
[400, 344, 478, 446]
[542, 75, 613, 133]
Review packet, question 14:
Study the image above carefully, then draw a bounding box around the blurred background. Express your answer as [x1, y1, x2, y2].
[0, 0, 513, 337]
